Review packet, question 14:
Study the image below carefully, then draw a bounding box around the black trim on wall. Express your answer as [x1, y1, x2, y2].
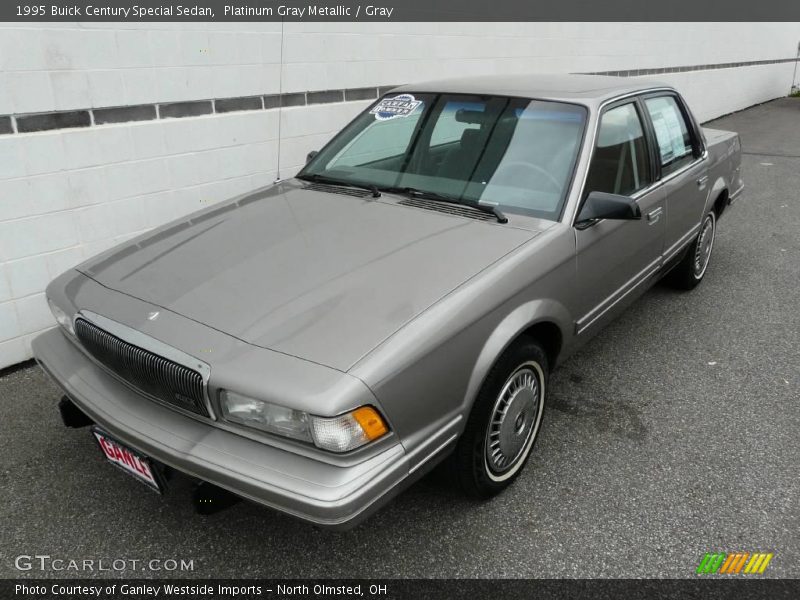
[267, 92, 306, 108]
[16, 110, 91, 133]
[307, 89, 345, 104]
[0, 58, 795, 137]
[159, 100, 214, 119]
[584, 57, 798, 77]
[93, 104, 157, 125]
[215, 96, 263, 113]
[346, 87, 380, 101]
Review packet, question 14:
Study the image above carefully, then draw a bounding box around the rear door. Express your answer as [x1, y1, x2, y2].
[641, 93, 708, 258]
[574, 98, 666, 336]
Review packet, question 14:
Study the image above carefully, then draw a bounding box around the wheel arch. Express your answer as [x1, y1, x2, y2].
[461, 299, 571, 417]
[705, 176, 729, 219]
[712, 188, 729, 219]
[520, 321, 562, 369]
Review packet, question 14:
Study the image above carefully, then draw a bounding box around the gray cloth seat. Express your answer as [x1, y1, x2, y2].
[437, 129, 483, 181]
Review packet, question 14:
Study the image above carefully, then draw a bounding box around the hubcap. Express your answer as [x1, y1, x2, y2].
[485, 365, 541, 476]
[693, 214, 715, 278]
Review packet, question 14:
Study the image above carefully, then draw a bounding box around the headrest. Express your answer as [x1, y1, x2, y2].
[461, 128, 480, 146]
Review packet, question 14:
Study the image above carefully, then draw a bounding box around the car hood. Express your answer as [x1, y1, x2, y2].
[79, 180, 543, 371]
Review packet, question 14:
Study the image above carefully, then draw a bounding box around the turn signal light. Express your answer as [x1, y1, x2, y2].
[352, 406, 389, 440]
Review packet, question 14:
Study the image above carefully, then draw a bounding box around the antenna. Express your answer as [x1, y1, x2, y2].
[792, 40, 800, 94]
[274, 17, 285, 182]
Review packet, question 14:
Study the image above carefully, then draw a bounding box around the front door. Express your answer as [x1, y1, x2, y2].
[574, 100, 666, 336]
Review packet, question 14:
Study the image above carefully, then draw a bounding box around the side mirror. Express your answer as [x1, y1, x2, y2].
[576, 191, 641, 227]
[306, 150, 318, 164]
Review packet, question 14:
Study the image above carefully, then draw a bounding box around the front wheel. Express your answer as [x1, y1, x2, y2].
[667, 210, 716, 290]
[452, 338, 548, 498]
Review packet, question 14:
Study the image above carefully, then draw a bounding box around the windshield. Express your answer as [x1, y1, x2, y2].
[299, 92, 587, 221]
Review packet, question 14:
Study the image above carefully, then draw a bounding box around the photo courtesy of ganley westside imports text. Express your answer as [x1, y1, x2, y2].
[13, 582, 390, 598]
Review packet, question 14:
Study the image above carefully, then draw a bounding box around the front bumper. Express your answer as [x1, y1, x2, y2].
[32, 327, 411, 529]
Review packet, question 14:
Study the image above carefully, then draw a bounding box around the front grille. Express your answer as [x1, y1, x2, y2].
[74, 318, 209, 418]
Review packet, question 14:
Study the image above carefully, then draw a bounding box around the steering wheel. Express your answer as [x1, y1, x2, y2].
[492, 161, 562, 193]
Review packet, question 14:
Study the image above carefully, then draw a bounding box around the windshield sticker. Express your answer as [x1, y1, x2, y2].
[370, 94, 422, 121]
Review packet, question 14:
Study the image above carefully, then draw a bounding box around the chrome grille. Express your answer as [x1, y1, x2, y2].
[74, 318, 209, 418]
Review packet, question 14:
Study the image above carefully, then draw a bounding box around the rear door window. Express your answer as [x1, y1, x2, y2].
[644, 95, 696, 175]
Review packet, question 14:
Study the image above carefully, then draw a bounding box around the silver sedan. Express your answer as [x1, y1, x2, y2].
[34, 74, 743, 528]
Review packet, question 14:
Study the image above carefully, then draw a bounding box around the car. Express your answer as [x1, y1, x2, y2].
[33, 74, 743, 529]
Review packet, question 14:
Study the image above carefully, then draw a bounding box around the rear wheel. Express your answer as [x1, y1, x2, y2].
[667, 210, 716, 290]
[453, 338, 548, 498]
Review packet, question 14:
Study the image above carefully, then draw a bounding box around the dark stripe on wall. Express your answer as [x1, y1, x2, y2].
[215, 96, 263, 113]
[93, 104, 157, 125]
[345, 87, 379, 101]
[587, 57, 798, 77]
[307, 89, 345, 104]
[266, 92, 306, 108]
[16, 110, 91, 133]
[159, 100, 214, 119]
[1, 57, 796, 137]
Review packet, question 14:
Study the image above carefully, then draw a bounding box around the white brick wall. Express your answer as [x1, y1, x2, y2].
[1, 22, 799, 368]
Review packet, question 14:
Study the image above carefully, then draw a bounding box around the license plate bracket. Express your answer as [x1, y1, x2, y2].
[91, 427, 166, 494]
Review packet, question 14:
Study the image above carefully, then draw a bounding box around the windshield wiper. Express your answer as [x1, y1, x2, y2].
[381, 186, 508, 224]
[296, 173, 381, 198]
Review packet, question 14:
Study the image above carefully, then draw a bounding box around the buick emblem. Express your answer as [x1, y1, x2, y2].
[147, 311, 160, 321]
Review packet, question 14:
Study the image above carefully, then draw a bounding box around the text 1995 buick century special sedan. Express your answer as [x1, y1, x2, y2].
[34, 74, 743, 528]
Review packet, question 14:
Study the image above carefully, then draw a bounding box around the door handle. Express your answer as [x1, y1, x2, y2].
[697, 176, 708, 190]
[646, 207, 663, 225]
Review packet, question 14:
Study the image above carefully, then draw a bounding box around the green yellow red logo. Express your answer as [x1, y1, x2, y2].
[696, 552, 774, 574]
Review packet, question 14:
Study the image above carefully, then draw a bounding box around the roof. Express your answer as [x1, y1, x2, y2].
[392, 74, 672, 105]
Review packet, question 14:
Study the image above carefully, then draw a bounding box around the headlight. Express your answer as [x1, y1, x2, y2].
[220, 390, 311, 442]
[219, 390, 388, 452]
[47, 298, 74, 336]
